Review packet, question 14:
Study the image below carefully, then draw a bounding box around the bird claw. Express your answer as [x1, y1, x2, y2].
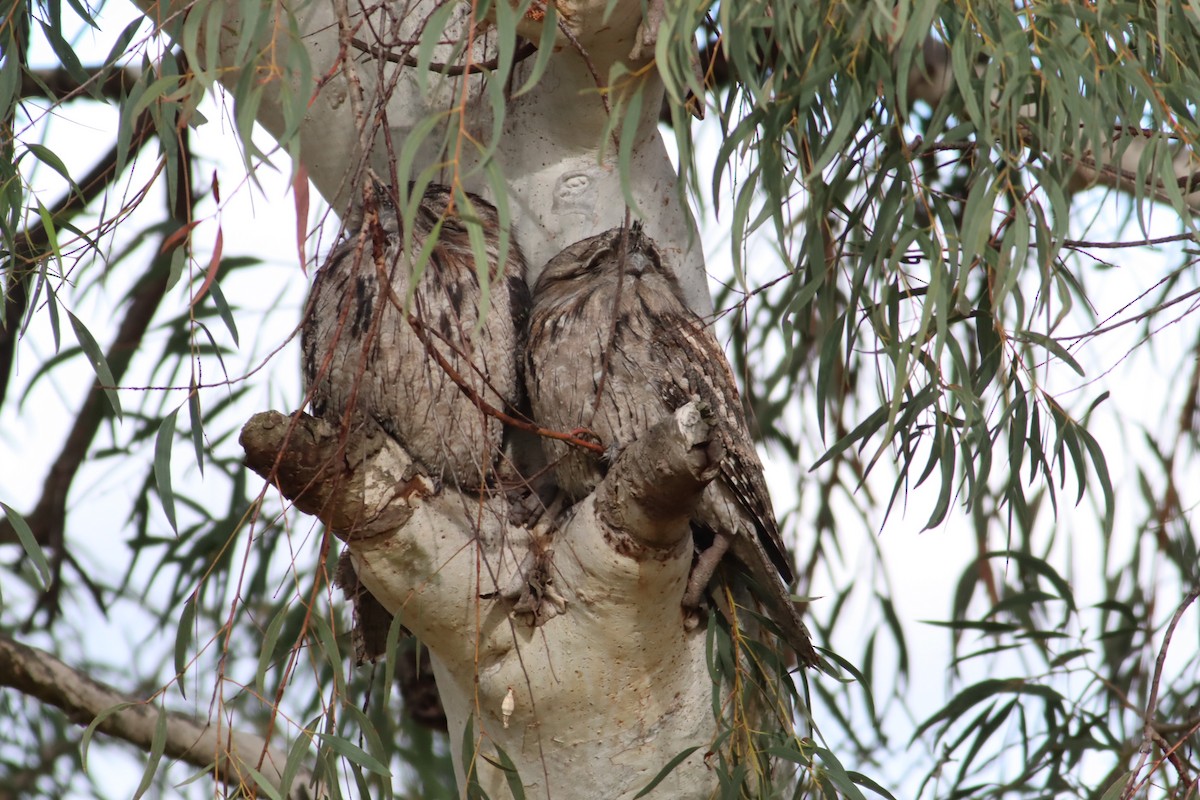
[501, 543, 566, 626]
[497, 496, 566, 626]
[507, 484, 550, 528]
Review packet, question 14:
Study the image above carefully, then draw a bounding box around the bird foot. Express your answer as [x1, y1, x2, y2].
[499, 541, 566, 626]
[629, 0, 666, 59]
[507, 481, 552, 528]
[682, 533, 733, 609]
[495, 496, 567, 626]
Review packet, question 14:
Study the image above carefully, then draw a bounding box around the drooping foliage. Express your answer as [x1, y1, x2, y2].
[1, 1, 1198, 798]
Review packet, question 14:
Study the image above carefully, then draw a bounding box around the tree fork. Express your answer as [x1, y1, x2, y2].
[240, 402, 746, 798]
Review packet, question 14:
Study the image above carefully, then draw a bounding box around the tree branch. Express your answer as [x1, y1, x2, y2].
[20, 66, 141, 102]
[0, 633, 323, 800]
[0, 110, 156, 410]
[0, 118, 178, 625]
[239, 402, 738, 798]
[238, 410, 429, 540]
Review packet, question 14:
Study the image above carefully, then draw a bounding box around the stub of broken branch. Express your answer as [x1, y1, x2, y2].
[596, 400, 723, 548]
[239, 410, 432, 541]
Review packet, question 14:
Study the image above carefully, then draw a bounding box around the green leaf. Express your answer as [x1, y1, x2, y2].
[187, 382, 204, 475]
[66, 310, 122, 419]
[634, 746, 701, 798]
[132, 706, 167, 799]
[81, 702, 136, 771]
[314, 733, 392, 777]
[2, 502, 50, 589]
[514, 2, 558, 97]
[616, 76, 646, 215]
[480, 745, 525, 800]
[1099, 772, 1134, 800]
[1078, 425, 1115, 536]
[255, 606, 289, 698]
[984, 550, 1076, 611]
[173, 593, 196, 697]
[812, 745, 869, 800]
[37, 20, 92, 96]
[847, 770, 899, 799]
[913, 677, 1064, 742]
[154, 409, 179, 534]
[280, 735, 312, 799]
[24, 143, 81, 201]
[0, 44, 19, 114]
[1012, 330, 1085, 377]
[103, 17, 144, 69]
[244, 766, 286, 800]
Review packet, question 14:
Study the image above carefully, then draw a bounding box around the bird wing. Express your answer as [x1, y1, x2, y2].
[650, 310, 795, 586]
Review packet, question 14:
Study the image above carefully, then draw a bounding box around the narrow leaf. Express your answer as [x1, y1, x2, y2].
[25, 143, 81, 200]
[3, 502, 50, 588]
[293, 165, 310, 272]
[313, 733, 392, 777]
[481, 745, 526, 800]
[81, 703, 136, 770]
[635, 747, 701, 798]
[207, 280, 239, 347]
[187, 382, 204, 475]
[67, 311, 122, 419]
[190, 226, 224, 308]
[244, 767, 286, 800]
[132, 707, 167, 799]
[173, 593, 196, 698]
[155, 409, 179, 534]
[255, 607, 289, 697]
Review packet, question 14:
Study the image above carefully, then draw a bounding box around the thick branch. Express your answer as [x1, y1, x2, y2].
[20, 66, 140, 102]
[911, 39, 1200, 211]
[0, 633, 322, 800]
[240, 405, 732, 798]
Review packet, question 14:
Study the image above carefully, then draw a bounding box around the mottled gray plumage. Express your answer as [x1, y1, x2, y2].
[305, 184, 528, 668]
[526, 225, 817, 665]
[302, 183, 529, 491]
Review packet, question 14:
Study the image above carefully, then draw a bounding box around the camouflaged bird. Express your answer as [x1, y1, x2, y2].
[303, 182, 529, 664]
[526, 224, 817, 666]
[302, 182, 529, 492]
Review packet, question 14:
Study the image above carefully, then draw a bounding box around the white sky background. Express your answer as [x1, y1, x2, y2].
[1, 3, 1198, 797]
[673, 112, 1200, 790]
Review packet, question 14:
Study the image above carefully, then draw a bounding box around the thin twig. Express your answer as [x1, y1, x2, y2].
[1121, 587, 1200, 800]
[1062, 231, 1197, 250]
[350, 35, 537, 76]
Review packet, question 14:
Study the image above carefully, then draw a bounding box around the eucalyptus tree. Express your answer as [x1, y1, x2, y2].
[2, 1, 1199, 799]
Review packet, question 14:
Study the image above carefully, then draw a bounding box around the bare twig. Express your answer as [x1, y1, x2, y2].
[0, 633, 322, 800]
[1062, 231, 1197, 250]
[349, 35, 537, 76]
[1121, 587, 1200, 800]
